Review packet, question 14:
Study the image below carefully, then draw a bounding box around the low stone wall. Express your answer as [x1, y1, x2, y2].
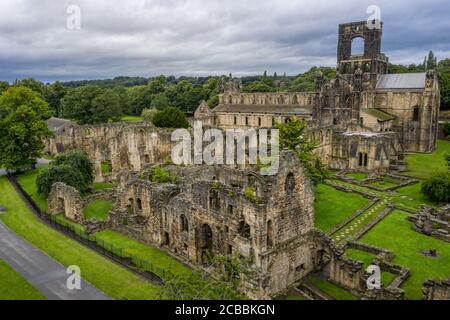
[423, 279, 450, 300]
[410, 205, 450, 242]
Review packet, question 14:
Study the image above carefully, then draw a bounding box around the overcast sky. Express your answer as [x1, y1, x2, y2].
[0, 0, 449, 83]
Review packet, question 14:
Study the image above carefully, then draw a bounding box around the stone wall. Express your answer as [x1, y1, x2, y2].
[423, 279, 450, 300]
[47, 182, 84, 221]
[45, 122, 174, 182]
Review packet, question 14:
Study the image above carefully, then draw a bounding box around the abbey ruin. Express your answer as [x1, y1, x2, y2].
[43, 21, 446, 299]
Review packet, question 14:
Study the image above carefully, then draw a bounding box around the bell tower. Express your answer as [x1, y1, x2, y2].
[337, 21, 388, 90]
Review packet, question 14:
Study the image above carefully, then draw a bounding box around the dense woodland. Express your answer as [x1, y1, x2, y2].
[0, 51, 449, 127]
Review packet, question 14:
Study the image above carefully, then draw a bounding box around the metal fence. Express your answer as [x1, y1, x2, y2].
[7, 174, 166, 286]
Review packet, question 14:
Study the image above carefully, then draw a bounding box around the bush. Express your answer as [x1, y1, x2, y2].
[152, 107, 189, 128]
[54, 151, 94, 186]
[150, 165, 177, 184]
[442, 121, 450, 137]
[141, 108, 158, 123]
[421, 171, 450, 202]
[37, 165, 87, 195]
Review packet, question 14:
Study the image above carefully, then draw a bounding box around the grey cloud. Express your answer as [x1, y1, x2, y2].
[0, 0, 449, 82]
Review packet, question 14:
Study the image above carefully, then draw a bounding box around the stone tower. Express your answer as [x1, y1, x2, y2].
[337, 21, 388, 90]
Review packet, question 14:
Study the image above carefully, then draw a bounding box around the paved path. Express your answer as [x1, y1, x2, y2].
[0, 158, 53, 177]
[0, 222, 110, 300]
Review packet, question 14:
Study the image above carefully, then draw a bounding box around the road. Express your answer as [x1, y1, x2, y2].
[0, 220, 110, 300]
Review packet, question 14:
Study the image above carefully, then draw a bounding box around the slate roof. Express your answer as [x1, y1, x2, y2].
[361, 109, 395, 122]
[46, 117, 73, 132]
[376, 73, 426, 90]
[214, 104, 313, 115]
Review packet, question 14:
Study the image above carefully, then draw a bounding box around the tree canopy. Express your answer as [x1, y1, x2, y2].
[0, 86, 52, 171]
[152, 107, 189, 129]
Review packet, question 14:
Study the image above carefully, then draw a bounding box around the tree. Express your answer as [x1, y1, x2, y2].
[290, 67, 336, 92]
[14, 78, 49, 98]
[242, 81, 273, 93]
[152, 107, 189, 128]
[275, 118, 327, 184]
[61, 86, 122, 124]
[46, 81, 67, 117]
[141, 108, 158, 123]
[438, 59, 450, 110]
[150, 93, 169, 110]
[91, 89, 122, 123]
[0, 81, 9, 94]
[53, 151, 94, 187]
[426, 50, 437, 70]
[421, 171, 450, 202]
[0, 86, 53, 171]
[127, 85, 153, 116]
[36, 164, 87, 195]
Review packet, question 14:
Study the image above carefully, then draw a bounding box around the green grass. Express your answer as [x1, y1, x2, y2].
[101, 162, 110, 174]
[307, 275, 359, 300]
[83, 199, 113, 221]
[121, 116, 143, 123]
[346, 172, 369, 180]
[315, 184, 369, 232]
[286, 295, 307, 300]
[16, 169, 47, 212]
[53, 213, 86, 233]
[92, 182, 117, 191]
[345, 249, 375, 267]
[403, 140, 450, 180]
[360, 210, 450, 300]
[390, 183, 436, 210]
[0, 176, 162, 300]
[370, 179, 398, 190]
[94, 230, 193, 278]
[0, 259, 46, 300]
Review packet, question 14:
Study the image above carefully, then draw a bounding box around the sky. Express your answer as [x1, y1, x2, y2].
[0, 0, 449, 83]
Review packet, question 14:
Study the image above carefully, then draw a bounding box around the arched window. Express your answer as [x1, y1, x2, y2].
[234, 116, 237, 125]
[209, 189, 220, 211]
[351, 37, 365, 56]
[238, 220, 251, 239]
[285, 172, 296, 197]
[127, 198, 134, 214]
[180, 214, 189, 232]
[137, 198, 142, 210]
[413, 107, 420, 122]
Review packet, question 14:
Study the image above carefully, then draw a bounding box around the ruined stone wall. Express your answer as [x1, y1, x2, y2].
[423, 279, 450, 300]
[219, 92, 315, 106]
[109, 152, 316, 298]
[373, 74, 440, 153]
[45, 123, 175, 182]
[47, 182, 84, 221]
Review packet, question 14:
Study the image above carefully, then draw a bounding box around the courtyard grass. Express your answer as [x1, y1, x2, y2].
[360, 210, 450, 300]
[92, 182, 117, 191]
[0, 176, 163, 300]
[306, 275, 359, 300]
[94, 230, 193, 278]
[83, 199, 113, 221]
[403, 139, 450, 180]
[0, 259, 46, 300]
[346, 172, 369, 180]
[370, 179, 398, 190]
[315, 184, 369, 232]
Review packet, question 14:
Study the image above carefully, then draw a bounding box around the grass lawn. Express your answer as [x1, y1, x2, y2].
[360, 210, 450, 300]
[53, 213, 86, 233]
[307, 275, 359, 300]
[315, 184, 369, 232]
[16, 169, 47, 212]
[404, 140, 450, 180]
[370, 179, 398, 190]
[94, 230, 193, 278]
[83, 199, 113, 221]
[92, 182, 117, 191]
[0, 176, 163, 300]
[0, 259, 46, 300]
[121, 116, 143, 123]
[390, 183, 437, 210]
[101, 162, 110, 174]
[346, 172, 369, 180]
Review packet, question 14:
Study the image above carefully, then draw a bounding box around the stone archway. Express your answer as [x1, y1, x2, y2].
[199, 224, 213, 265]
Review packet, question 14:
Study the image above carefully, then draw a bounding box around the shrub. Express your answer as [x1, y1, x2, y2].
[54, 151, 94, 186]
[37, 164, 87, 195]
[421, 171, 450, 202]
[141, 108, 158, 123]
[244, 186, 259, 203]
[150, 165, 177, 184]
[442, 121, 450, 137]
[152, 107, 189, 128]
